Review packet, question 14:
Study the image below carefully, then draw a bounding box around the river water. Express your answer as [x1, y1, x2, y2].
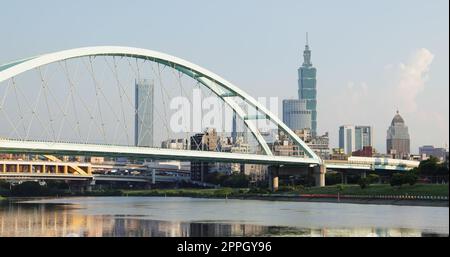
[0, 197, 448, 237]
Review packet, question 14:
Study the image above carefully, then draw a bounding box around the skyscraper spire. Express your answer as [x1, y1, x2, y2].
[303, 32, 312, 67]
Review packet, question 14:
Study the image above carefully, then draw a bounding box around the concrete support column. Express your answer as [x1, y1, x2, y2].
[361, 171, 367, 179]
[64, 165, 68, 174]
[152, 169, 156, 184]
[314, 165, 326, 187]
[55, 165, 59, 174]
[269, 166, 279, 192]
[16, 164, 20, 173]
[29, 164, 33, 173]
[2, 164, 5, 173]
[43, 165, 46, 174]
[84, 180, 95, 192]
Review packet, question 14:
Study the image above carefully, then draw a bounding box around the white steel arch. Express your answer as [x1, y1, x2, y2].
[0, 46, 321, 162]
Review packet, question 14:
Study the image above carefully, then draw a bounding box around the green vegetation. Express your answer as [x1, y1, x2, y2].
[358, 174, 380, 189]
[204, 172, 250, 188]
[0, 157, 446, 200]
[121, 183, 448, 198]
[390, 171, 418, 187]
[416, 156, 449, 176]
[0, 195, 6, 201]
[122, 187, 246, 198]
[296, 184, 448, 196]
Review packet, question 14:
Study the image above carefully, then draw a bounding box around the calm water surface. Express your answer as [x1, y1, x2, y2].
[0, 197, 448, 237]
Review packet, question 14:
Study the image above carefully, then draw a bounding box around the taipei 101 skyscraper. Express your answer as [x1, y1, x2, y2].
[298, 33, 318, 136]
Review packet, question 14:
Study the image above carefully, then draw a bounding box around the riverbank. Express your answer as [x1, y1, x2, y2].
[230, 195, 449, 207]
[2, 184, 448, 207]
[294, 184, 449, 196]
[121, 184, 449, 207]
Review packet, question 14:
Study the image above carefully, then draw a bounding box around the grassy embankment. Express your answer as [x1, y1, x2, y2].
[295, 184, 449, 196]
[121, 184, 449, 198]
[122, 188, 240, 198]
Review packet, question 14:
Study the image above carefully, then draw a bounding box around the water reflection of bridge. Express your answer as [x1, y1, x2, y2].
[0, 203, 427, 237]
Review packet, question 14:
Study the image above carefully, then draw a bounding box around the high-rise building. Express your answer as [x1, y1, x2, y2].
[298, 33, 318, 136]
[134, 79, 154, 147]
[282, 99, 312, 131]
[386, 111, 410, 159]
[231, 112, 237, 144]
[339, 125, 373, 155]
[355, 126, 373, 151]
[339, 125, 356, 155]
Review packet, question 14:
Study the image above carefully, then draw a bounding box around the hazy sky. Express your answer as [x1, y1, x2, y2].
[1, 0, 448, 153]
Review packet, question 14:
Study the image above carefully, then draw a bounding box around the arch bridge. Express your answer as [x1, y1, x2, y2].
[0, 46, 324, 189]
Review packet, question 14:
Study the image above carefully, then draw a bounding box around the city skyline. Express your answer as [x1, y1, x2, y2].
[0, 0, 448, 153]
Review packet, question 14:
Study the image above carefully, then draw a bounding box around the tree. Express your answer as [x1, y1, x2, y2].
[390, 173, 404, 187]
[222, 173, 250, 188]
[418, 156, 440, 176]
[390, 171, 418, 187]
[358, 177, 369, 189]
[404, 170, 418, 186]
[357, 173, 379, 189]
[204, 172, 227, 185]
[367, 174, 380, 184]
[415, 156, 449, 183]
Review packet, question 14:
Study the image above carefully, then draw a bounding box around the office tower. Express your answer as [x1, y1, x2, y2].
[282, 99, 312, 131]
[339, 125, 373, 155]
[134, 79, 154, 147]
[231, 112, 237, 144]
[339, 125, 356, 155]
[386, 111, 410, 159]
[298, 33, 318, 136]
[355, 126, 373, 151]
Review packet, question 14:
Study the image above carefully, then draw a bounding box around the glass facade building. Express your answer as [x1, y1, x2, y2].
[339, 125, 355, 155]
[339, 125, 373, 155]
[355, 126, 373, 151]
[282, 99, 312, 132]
[135, 79, 154, 147]
[298, 36, 318, 136]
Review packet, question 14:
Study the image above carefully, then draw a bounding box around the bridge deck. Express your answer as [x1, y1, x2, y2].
[0, 139, 320, 166]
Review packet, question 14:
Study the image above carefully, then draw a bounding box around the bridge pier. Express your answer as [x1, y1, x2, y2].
[313, 165, 326, 187]
[152, 169, 156, 184]
[84, 180, 94, 192]
[268, 166, 279, 192]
